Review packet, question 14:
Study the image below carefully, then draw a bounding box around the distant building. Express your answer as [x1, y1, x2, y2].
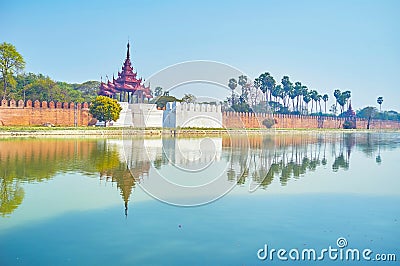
[98, 42, 152, 103]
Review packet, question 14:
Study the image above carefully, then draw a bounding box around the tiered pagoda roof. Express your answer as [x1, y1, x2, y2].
[99, 42, 152, 101]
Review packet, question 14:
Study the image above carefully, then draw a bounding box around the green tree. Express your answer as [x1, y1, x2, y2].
[329, 104, 337, 116]
[377, 96, 383, 112]
[343, 90, 351, 108]
[333, 89, 341, 112]
[0, 42, 25, 99]
[357, 106, 377, 129]
[238, 75, 248, 103]
[155, 94, 180, 109]
[322, 94, 329, 114]
[228, 78, 237, 106]
[154, 87, 163, 97]
[13, 73, 90, 102]
[293, 82, 303, 112]
[231, 101, 252, 113]
[73, 80, 100, 102]
[317, 94, 322, 114]
[89, 96, 122, 127]
[25, 76, 61, 101]
[181, 93, 196, 103]
[259, 72, 276, 107]
[57, 81, 84, 102]
[337, 91, 350, 115]
[271, 85, 282, 106]
[281, 76, 293, 108]
[309, 90, 318, 113]
[303, 92, 311, 114]
[252, 77, 262, 107]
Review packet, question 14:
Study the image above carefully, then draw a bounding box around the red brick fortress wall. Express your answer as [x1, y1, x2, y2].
[0, 99, 91, 126]
[1, 99, 399, 129]
[222, 112, 400, 130]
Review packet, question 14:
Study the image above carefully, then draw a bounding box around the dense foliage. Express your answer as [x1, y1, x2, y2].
[226, 73, 352, 116]
[1, 43, 100, 102]
[10, 73, 99, 102]
[89, 96, 122, 126]
[0, 42, 25, 99]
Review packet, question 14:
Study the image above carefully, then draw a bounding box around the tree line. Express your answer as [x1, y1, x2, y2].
[1, 42, 99, 103]
[226, 73, 397, 121]
[227, 73, 353, 116]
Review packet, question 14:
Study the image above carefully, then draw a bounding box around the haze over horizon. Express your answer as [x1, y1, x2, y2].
[1, 0, 399, 111]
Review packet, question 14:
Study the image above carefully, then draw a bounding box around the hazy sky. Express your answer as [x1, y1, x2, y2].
[1, 0, 399, 111]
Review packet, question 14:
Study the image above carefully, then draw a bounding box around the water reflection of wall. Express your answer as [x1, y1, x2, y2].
[0, 139, 136, 217]
[222, 133, 389, 189]
[0, 133, 394, 216]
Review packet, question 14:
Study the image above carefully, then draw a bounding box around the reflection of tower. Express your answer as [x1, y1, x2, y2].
[114, 169, 135, 218]
[376, 132, 382, 164]
[99, 139, 149, 217]
[100, 164, 135, 218]
[105, 138, 160, 216]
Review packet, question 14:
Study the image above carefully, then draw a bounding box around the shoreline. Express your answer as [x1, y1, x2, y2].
[0, 127, 398, 137]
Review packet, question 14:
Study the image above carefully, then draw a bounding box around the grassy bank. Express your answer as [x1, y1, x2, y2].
[0, 126, 397, 137]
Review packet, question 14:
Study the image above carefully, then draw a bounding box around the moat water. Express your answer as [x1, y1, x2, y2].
[0, 132, 399, 265]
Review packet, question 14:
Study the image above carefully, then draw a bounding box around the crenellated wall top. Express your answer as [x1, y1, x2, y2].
[0, 99, 89, 109]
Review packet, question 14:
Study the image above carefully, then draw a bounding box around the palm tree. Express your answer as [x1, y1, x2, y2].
[309, 90, 318, 113]
[333, 89, 341, 111]
[317, 94, 322, 114]
[301, 85, 308, 113]
[253, 78, 261, 107]
[303, 92, 311, 114]
[337, 93, 347, 115]
[154, 86, 163, 97]
[238, 75, 248, 102]
[272, 85, 282, 103]
[377, 96, 383, 112]
[343, 90, 351, 109]
[258, 73, 268, 104]
[322, 94, 329, 114]
[228, 78, 237, 107]
[266, 74, 276, 104]
[281, 76, 293, 108]
[238, 75, 247, 87]
[288, 86, 297, 112]
[294, 82, 302, 112]
[259, 72, 276, 110]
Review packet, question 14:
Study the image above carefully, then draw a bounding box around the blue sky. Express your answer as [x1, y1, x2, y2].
[1, 0, 399, 111]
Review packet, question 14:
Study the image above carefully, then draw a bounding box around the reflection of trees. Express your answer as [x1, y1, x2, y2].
[0, 179, 24, 217]
[1, 132, 397, 216]
[224, 135, 325, 189]
[224, 132, 399, 189]
[331, 133, 354, 172]
[332, 154, 349, 171]
[0, 139, 136, 217]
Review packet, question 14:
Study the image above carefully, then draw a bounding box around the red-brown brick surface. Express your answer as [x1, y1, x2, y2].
[0, 100, 91, 126]
[222, 112, 400, 129]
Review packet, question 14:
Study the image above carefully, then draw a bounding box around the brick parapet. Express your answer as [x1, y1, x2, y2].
[222, 112, 400, 130]
[0, 99, 91, 126]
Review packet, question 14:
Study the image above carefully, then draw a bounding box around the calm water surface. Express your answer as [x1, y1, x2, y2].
[0, 132, 399, 265]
